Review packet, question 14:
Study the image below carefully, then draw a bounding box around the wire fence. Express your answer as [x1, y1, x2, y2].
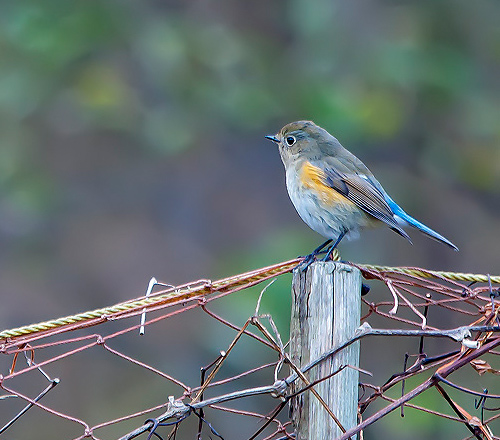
[1, 255, 500, 440]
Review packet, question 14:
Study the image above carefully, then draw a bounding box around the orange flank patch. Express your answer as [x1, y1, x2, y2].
[299, 162, 354, 207]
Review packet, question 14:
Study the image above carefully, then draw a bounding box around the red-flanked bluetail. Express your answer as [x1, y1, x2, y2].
[266, 121, 458, 261]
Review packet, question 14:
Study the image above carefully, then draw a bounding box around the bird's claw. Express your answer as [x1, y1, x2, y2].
[295, 253, 316, 272]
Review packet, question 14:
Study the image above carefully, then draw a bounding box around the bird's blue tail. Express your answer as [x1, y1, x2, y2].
[385, 195, 458, 251]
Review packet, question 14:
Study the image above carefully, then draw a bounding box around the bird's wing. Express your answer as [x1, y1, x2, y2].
[306, 161, 411, 241]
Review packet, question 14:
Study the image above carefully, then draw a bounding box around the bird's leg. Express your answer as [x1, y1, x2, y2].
[303, 239, 332, 262]
[310, 239, 333, 257]
[321, 231, 346, 262]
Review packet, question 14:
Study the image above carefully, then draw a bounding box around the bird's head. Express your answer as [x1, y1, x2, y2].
[266, 120, 339, 166]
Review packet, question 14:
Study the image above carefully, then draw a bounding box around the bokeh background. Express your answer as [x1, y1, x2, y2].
[1, 0, 499, 439]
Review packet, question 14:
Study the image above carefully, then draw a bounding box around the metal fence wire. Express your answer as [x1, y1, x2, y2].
[1, 256, 500, 440]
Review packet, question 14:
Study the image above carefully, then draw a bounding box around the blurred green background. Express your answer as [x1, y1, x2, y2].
[1, 0, 499, 438]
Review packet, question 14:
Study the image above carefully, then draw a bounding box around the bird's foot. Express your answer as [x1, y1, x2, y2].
[295, 239, 333, 272]
[295, 253, 316, 272]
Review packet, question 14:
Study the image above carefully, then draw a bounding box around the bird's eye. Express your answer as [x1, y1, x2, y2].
[285, 136, 296, 146]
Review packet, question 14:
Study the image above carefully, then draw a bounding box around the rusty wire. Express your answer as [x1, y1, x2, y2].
[1, 258, 500, 440]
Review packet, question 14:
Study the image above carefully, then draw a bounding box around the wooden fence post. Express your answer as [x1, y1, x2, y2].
[290, 261, 362, 439]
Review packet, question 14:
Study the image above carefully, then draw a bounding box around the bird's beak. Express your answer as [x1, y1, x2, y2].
[265, 135, 279, 144]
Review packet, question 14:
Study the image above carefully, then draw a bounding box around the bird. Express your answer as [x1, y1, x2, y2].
[266, 120, 458, 262]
